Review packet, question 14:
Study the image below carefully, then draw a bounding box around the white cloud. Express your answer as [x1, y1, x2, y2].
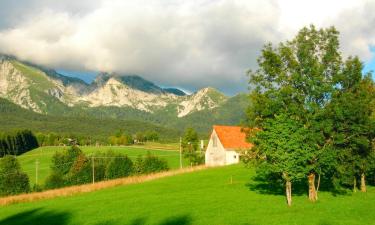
[0, 0, 373, 94]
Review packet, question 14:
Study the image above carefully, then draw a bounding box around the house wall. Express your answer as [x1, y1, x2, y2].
[225, 150, 240, 165]
[205, 130, 227, 166]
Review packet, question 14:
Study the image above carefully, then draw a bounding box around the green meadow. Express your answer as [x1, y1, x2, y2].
[1, 164, 374, 225]
[17, 145, 186, 186]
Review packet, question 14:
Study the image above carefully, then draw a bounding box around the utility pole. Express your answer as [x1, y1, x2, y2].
[179, 137, 182, 169]
[92, 156, 95, 184]
[35, 159, 39, 185]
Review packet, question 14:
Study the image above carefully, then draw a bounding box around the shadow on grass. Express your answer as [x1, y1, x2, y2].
[0, 208, 71, 225]
[95, 215, 192, 225]
[245, 175, 307, 196]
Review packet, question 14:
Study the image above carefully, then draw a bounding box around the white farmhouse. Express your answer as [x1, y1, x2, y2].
[205, 125, 253, 166]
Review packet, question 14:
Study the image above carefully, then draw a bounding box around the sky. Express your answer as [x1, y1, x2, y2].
[0, 0, 374, 95]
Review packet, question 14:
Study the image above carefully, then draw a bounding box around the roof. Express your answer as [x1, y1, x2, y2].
[213, 125, 253, 150]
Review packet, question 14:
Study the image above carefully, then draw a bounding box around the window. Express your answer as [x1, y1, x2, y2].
[234, 155, 237, 159]
[212, 135, 217, 147]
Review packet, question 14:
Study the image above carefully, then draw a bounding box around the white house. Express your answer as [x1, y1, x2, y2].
[205, 125, 253, 166]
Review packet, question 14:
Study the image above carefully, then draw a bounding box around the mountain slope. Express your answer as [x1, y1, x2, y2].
[0, 57, 249, 132]
[0, 98, 181, 140]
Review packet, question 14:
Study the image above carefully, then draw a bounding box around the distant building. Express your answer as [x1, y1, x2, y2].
[205, 125, 253, 166]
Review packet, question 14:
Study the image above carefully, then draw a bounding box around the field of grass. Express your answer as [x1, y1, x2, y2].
[17, 145, 188, 186]
[1, 164, 374, 225]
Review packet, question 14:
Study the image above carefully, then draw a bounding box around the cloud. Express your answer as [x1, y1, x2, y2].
[0, 0, 373, 94]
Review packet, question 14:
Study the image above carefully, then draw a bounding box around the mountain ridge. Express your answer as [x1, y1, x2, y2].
[0, 57, 249, 132]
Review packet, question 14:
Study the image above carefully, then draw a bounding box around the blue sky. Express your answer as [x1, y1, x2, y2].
[363, 47, 375, 79]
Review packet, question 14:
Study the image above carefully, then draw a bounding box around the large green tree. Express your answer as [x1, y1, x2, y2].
[247, 25, 342, 202]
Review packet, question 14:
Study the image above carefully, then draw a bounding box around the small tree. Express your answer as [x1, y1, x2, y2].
[106, 155, 133, 179]
[0, 155, 30, 196]
[182, 128, 203, 165]
[134, 153, 169, 174]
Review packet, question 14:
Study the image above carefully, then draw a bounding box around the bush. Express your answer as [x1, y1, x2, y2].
[45, 172, 65, 190]
[67, 154, 92, 185]
[106, 155, 133, 179]
[51, 146, 82, 175]
[135, 153, 169, 174]
[0, 155, 30, 196]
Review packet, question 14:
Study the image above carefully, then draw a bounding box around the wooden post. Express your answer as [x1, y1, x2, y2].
[35, 159, 39, 185]
[92, 156, 95, 184]
[179, 137, 182, 169]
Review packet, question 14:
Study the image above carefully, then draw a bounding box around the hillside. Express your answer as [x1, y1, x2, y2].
[0, 164, 374, 225]
[0, 56, 249, 132]
[0, 98, 181, 141]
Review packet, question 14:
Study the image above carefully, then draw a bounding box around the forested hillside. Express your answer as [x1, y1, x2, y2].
[0, 98, 181, 142]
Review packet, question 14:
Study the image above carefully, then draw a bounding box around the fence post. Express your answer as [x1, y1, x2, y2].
[92, 156, 95, 184]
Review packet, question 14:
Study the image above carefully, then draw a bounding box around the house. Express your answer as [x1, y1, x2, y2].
[205, 125, 253, 166]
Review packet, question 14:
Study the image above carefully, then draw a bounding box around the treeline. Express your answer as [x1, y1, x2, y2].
[0, 130, 39, 156]
[108, 130, 159, 145]
[246, 25, 375, 206]
[0, 146, 169, 196]
[0, 97, 182, 142]
[36, 130, 161, 147]
[45, 146, 169, 189]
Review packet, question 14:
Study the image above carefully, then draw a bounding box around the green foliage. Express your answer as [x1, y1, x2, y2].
[327, 57, 375, 189]
[105, 155, 133, 179]
[0, 98, 181, 143]
[246, 25, 375, 194]
[0, 130, 39, 156]
[134, 153, 169, 174]
[0, 155, 30, 196]
[182, 128, 204, 165]
[45, 146, 170, 189]
[68, 154, 92, 185]
[252, 114, 313, 183]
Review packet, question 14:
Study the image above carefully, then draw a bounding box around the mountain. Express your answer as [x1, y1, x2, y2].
[0, 56, 249, 132]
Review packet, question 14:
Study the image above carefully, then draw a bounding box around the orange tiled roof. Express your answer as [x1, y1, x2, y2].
[213, 125, 253, 149]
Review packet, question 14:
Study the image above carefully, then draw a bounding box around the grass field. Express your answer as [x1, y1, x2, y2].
[17, 144, 188, 186]
[1, 164, 374, 225]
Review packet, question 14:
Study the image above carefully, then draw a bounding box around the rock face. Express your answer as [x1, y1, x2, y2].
[0, 58, 228, 117]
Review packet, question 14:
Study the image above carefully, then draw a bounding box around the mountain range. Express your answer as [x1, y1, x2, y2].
[0, 55, 249, 133]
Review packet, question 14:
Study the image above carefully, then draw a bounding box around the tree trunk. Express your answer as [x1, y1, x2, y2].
[316, 173, 321, 200]
[360, 173, 366, 192]
[286, 180, 292, 206]
[308, 173, 317, 202]
[353, 177, 357, 193]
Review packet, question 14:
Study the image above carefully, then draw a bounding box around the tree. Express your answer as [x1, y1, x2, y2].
[106, 155, 133, 179]
[46, 146, 83, 188]
[134, 153, 169, 174]
[145, 131, 159, 142]
[246, 25, 351, 203]
[182, 127, 203, 165]
[0, 155, 30, 196]
[327, 57, 375, 192]
[251, 114, 313, 206]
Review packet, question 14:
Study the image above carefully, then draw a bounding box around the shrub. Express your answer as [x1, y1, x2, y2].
[0, 155, 30, 196]
[67, 154, 92, 185]
[45, 172, 65, 190]
[135, 153, 169, 174]
[105, 155, 133, 179]
[51, 146, 82, 175]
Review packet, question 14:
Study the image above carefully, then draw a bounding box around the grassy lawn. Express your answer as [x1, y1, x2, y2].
[17, 145, 188, 186]
[1, 164, 374, 225]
